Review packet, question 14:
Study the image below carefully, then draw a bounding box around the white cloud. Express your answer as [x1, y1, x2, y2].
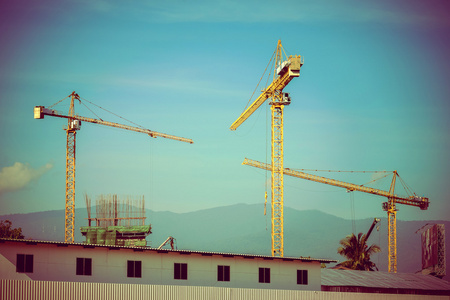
[0, 162, 53, 194]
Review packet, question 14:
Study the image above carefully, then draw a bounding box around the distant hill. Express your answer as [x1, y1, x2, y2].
[1, 204, 449, 280]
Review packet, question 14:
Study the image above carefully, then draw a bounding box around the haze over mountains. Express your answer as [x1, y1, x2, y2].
[1, 204, 448, 280]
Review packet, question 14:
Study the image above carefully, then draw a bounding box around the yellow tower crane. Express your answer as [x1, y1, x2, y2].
[230, 40, 303, 257]
[242, 158, 429, 273]
[34, 91, 194, 243]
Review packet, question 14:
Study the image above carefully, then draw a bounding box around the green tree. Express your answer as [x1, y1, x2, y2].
[336, 232, 381, 271]
[0, 220, 25, 239]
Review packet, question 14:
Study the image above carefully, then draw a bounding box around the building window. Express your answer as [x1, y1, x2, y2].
[16, 254, 33, 273]
[174, 263, 187, 280]
[76, 258, 92, 276]
[217, 265, 230, 282]
[127, 260, 142, 278]
[297, 269, 308, 285]
[258, 267, 270, 283]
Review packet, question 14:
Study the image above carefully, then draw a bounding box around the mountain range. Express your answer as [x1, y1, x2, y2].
[1, 203, 448, 280]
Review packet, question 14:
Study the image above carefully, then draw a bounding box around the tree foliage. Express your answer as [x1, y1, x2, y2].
[336, 232, 381, 271]
[0, 220, 25, 239]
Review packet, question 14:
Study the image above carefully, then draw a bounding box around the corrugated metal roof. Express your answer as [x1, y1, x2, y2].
[321, 269, 450, 291]
[0, 238, 337, 263]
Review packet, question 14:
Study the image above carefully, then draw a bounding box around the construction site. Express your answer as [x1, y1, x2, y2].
[1, 39, 449, 299]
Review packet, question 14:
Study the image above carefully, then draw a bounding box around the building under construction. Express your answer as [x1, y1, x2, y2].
[80, 194, 151, 247]
[417, 224, 446, 278]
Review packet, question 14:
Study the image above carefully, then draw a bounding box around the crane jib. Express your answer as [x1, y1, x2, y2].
[242, 158, 429, 210]
[34, 106, 194, 144]
[229, 56, 303, 131]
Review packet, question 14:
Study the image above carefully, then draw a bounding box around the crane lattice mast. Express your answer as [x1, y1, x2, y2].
[34, 92, 193, 242]
[64, 92, 79, 243]
[230, 41, 303, 257]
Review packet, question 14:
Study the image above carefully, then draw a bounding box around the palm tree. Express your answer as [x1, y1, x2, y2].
[336, 232, 381, 271]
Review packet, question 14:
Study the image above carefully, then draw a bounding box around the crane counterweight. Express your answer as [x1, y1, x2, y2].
[34, 106, 55, 119]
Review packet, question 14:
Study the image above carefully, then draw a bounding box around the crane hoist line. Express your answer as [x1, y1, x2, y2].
[34, 91, 194, 243]
[230, 40, 304, 257]
[242, 157, 430, 273]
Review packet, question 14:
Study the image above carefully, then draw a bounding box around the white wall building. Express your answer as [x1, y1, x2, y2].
[0, 238, 335, 291]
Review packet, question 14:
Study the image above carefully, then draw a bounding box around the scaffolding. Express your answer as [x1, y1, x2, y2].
[81, 194, 151, 247]
[86, 194, 146, 227]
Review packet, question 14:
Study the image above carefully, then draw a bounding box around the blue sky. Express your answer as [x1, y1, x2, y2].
[0, 0, 449, 222]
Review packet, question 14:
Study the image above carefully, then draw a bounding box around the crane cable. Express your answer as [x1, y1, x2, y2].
[264, 58, 275, 218]
[349, 191, 356, 234]
[264, 71, 269, 229]
[263, 48, 278, 228]
[241, 49, 277, 114]
[79, 99, 104, 121]
[293, 169, 392, 173]
[79, 96, 146, 130]
[360, 172, 393, 187]
[265, 92, 268, 221]
[48, 95, 71, 108]
[378, 221, 381, 267]
[262, 48, 277, 224]
[48, 94, 148, 130]
[294, 169, 395, 189]
[397, 173, 418, 197]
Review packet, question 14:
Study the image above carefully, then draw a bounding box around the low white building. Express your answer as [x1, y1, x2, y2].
[0, 238, 335, 291]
